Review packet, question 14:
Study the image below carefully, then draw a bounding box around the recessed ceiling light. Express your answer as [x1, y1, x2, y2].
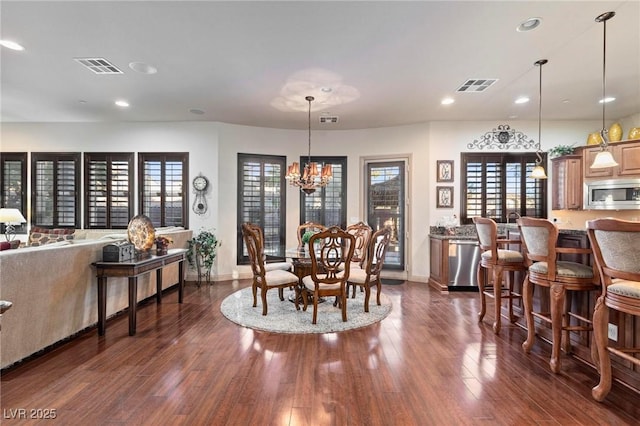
[78, 100, 87, 104]
[441, 97, 455, 105]
[320, 87, 332, 93]
[599, 97, 616, 103]
[115, 100, 130, 108]
[515, 96, 530, 104]
[517, 17, 542, 32]
[189, 108, 205, 115]
[509, 115, 518, 119]
[0, 40, 25, 51]
[562, 99, 570, 104]
[129, 61, 158, 75]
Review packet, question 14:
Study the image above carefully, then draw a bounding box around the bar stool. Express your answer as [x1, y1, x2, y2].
[587, 218, 640, 401]
[517, 217, 599, 373]
[473, 217, 526, 334]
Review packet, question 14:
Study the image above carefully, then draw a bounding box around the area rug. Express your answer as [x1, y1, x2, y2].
[220, 286, 392, 334]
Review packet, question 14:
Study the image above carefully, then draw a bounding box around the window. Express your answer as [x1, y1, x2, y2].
[84, 153, 134, 229]
[237, 153, 286, 264]
[1, 152, 27, 234]
[299, 156, 347, 228]
[31, 153, 81, 228]
[138, 153, 188, 228]
[461, 152, 547, 224]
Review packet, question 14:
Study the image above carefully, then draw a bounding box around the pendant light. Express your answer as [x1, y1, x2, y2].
[530, 59, 548, 179]
[590, 11, 618, 169]
[285, 96, 332, 194]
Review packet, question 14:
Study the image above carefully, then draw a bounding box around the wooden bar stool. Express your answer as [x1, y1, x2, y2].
[473, 217, 526, 334]
[517, 217, 599, 373]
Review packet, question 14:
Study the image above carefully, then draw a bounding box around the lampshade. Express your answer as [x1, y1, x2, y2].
[590, 150, 619, 169]
[529, 165, 548, 179]
[0, 208, 26, 224]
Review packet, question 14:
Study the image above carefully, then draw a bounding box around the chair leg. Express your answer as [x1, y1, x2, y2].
[301, 287, 309, 312]
[478, 265, 487, 322]
[522, 274, 535, 353]
[375, 280, 381, 306]
[341, 293, 347, 322]
[550, 283, 566, 373]
[261, 288, 268, 316]
[363, 284, 371, 313]
[492, 266, 504, 334]
[312, 290, 319, 324]
[252, 283, 258, 308]
[278, 288, 284, 301]
[592, 296, 612, 401]
[562, 291, 572, 355]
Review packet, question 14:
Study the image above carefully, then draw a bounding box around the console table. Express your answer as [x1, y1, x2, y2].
[93, 248, 187, 336]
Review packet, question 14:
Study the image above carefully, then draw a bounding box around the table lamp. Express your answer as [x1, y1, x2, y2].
[0, 208, 27, 241]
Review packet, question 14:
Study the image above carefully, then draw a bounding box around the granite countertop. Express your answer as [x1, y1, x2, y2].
[429, 223, 587, 239]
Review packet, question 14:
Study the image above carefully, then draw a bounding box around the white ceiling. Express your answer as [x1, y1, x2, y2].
[1, 1, 639, 130]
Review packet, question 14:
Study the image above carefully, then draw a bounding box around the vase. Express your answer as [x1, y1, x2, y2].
[587, 132, 602, 146]
[609, 122, 622, 142]
[156, 243, 168, 256]
[629, 127, 640, 140]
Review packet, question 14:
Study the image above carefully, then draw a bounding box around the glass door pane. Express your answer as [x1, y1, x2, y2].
[366, 161, 405, 270]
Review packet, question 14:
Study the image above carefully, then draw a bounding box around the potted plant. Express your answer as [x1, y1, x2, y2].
[548, 143, 576, 159]
[301, 230, 315, 246]
[187, 228, 219, 285]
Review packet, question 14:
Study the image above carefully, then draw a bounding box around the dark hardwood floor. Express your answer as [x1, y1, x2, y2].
[1, 280, 638, 425]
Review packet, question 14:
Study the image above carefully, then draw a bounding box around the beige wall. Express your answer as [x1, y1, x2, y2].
[2, 114, 638, 283]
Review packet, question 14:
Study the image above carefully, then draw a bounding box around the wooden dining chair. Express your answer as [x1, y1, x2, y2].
[245, 222, 292, 272]
[517, 217, 599, 373]
[473, 217, 526, 334]
[587, 218, 640, 401]
[346, 227, 391, 312]
[345, 221, 373, 270]
[241, 223, 298, 316]
[301, 226, 355, 324]
[297, 221, 327, 247]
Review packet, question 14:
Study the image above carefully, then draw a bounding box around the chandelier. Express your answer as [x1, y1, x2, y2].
[285, 95, 332, 194]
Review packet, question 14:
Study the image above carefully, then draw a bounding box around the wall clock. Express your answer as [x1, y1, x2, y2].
[192, 174, 209, 215]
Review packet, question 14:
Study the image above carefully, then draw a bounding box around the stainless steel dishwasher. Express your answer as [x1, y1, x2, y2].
[448, 239, 480, 291]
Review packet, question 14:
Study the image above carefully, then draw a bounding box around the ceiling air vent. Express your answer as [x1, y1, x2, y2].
[319, 116, 338, 124]
[74, 58, 123, 74]
[456, 78, 498, 93]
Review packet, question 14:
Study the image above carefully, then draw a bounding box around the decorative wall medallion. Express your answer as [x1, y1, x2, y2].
[467, 124, 536, 150]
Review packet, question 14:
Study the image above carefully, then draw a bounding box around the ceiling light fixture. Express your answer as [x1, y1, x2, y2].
[515, 96, 530, 104]
[530, 59, 548, 179]
[598, 97, 616, 104]
[590, 11, 618, 170]
[285, 96, 332, 194]
[441, 97, 455, 105]
[517, 17, 542, 32]
[0, 40, 25, 51]
[115, 100, 130, 108]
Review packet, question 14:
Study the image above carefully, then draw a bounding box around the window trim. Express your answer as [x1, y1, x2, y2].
[460, 152, 547, 224]
[299, 156, 347, 228]
[84, 152, 134, 229]
[138, 152, 189, 228]
[31, 152, 81, 228]
[237, 153, 287, 265]
[1, 152, 28, 233]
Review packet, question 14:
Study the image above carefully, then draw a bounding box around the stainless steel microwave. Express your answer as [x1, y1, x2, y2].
[584, 179, 640, 210]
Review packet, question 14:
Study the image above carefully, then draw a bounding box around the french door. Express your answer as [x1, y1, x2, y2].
[365, 160, 406, 270]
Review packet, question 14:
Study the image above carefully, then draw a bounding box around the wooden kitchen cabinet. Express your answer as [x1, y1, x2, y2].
[583, 139, 640, 179]
[552, 155, 583, 210]
[429, 237, 449, 292]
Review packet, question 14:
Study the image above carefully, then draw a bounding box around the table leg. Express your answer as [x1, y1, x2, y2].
[129, 277, 137, 336]
[156, 269, 163, 304]
[98, 277, 107, 336]
[178, 259, 184, 303]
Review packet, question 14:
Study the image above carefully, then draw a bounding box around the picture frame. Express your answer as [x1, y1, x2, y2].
[436, 186, 454, 209]
[436, 160, 454, 182]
